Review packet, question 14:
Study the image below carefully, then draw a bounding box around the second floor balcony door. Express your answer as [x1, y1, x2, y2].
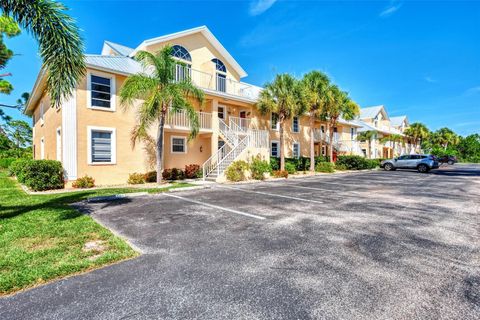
[239, 111, 247, 130]
[216, 73, 226, 93]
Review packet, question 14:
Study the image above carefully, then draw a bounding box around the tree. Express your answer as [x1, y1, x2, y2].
[120, 46, 204, 184]
[0, 15, 20, 94]
[322, 85, 359, 163]
[404, 122, 429, 152]
[300, 71, 330, 172]
[380, 133, 403, 156]
[257, 73, 306, 171]
[456, 134, 480, 162]
[430, 127, 459, 150]
[357, 130, 376, 159]
[5, 119, 31, 148]
[1, 0, 85, 107]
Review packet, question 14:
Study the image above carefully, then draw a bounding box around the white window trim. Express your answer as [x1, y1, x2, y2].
[217, 105, 225, 119]
[40, 101, 45, 126]
[40, 137, 45, 159]
[171, 136, 187, 154]
[87, 126, 117, 165]
[293, 142, 300, 158]
[271, 113, 279, 131]
[271, 140, 280, 158]
[56, 127, 62, 161]
[292, 116, 300, 133]
[87, 70, 116, 112]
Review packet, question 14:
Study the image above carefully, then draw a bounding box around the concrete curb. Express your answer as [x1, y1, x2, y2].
[86, 185, 209, 202]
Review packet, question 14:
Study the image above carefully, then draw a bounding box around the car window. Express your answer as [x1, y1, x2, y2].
[399, 155, 410, 160]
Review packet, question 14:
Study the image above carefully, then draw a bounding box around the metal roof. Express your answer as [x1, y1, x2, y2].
[359, 105, 388, 120]
[103, 41, 135, 56]
[85, 55, 145, 75]
[390, 115, 408, 127]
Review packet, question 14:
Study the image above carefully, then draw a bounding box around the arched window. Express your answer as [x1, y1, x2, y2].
[171, 45, 191, 61]
[211, 58, 226, 73]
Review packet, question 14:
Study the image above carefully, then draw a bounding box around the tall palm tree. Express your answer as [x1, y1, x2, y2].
[301, 71, 330, 172]
[404, 122, 429, 153]
[257, 73, 306, 171]
[380, 133, 403, 156]
[1, 0, 85, 106]
[322, 85, 359, 162]
[357, 130, 376, 159]
[433, 127, 459, 150]
[120, 46, 204, 184]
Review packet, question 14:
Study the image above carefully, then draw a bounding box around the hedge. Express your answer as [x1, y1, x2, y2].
[0, 158, 16, 169]
[12, 160, 64, 191]
[335, 155, 378, 170]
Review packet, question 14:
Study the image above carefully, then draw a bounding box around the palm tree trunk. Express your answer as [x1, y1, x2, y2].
[368, 140, 372, 159]
[328, 123, 334, 163]
[309, 113, 315, 172]
[279, 118, 285, 171]
[156, 111, 166, 184]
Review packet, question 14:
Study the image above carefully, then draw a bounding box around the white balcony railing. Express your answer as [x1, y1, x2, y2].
[229, 116, 254, 132]
[187, 67, 261, 100]
[165, 110, 212, 130]
[313, 129, 340, 143]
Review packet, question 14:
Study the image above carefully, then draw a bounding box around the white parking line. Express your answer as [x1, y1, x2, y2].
[284, 184, 362, 196]
[163, 193, 266, 220]
[220, 186, 324, 204]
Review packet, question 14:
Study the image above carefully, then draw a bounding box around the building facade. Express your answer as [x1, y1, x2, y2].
[25, 26, 411, 186]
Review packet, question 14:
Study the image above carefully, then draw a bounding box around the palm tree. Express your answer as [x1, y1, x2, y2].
[300, 71, 330, 172]
[257, 73, 306, 171]
[120, 46, 204, 184]
[404, 122, 429, 153]
[322, 85, 359, 162]
[357, 130, 376, 159]
[433, 127, 459, 150]
[1, 0, 85, 106]
[380, 133, 403, 156]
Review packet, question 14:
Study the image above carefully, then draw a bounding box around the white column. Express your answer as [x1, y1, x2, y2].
[61, 92, 77, 180]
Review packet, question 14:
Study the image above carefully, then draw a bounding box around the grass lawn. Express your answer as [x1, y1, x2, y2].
[0, 170, 193, 295]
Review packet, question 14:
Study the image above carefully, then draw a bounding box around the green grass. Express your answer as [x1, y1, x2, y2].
[0, 171, 193, 295]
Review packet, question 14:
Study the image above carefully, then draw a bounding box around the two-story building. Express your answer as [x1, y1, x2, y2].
[25, 26, 374, 185]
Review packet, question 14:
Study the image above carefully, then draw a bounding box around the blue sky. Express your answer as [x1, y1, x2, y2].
[2, 0, 479, 135]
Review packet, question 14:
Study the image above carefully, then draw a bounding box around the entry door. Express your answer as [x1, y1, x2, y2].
[239, 111, 247, 130]
[218, 140, 226, 159]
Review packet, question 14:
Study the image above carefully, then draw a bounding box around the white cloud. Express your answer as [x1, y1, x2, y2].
[249, 0, 278, 16]
[379, 1, 403, 18]
[424, 76, 437, 83]
[464, 86, 480, 96]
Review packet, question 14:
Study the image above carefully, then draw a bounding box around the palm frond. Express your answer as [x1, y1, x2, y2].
[119, 74, 158, 109]
[1, 0, 86, 107]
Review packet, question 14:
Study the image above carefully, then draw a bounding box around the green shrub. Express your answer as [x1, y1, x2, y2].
[285, 162, 296, 174]
[162, 168, 185, 180]
[336, 155, 378, 170]
[225, 160, 249, 182]
[144, 171, 157, 182]
[8, 159, 33, 178]
[270, 157, 280, 171]
[184, 164, 202, 179]
[72, 175, 95, 188]
[20, 160, 64, 191]
[250, 156, 271, 180]
[272, 170, 288, 178]
[127, 173, 145, 184]
[0, 147, 32, 159]
[315, 162, 335, 173]
[0, 158, 16, 169]
[334, 163, 348, 171]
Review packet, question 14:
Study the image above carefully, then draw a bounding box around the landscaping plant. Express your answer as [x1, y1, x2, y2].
[225, 160, 249, 182]
[162, 168, 185, 181]
[184, 164, 202, 179]
[272, 170, 289, 178]
[127, 173, 146, 185]
[17, 160, 64, 191]
[285, 162, 296, 175]
[315, 162, 335, 173]
[250, 156, 271, 180]
[72, 175, 95, 188]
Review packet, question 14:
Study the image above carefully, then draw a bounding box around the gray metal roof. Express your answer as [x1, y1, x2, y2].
[359, 106, 385, 119]
[104, 41, 135, 56]
[85, 55, 145, 75]
[390, 115, 407, 127]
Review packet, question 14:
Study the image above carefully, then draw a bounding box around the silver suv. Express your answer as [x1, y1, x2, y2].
[381, 154, 439, 173]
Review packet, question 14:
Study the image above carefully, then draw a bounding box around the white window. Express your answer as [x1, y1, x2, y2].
[293, 142, 300, 158]
[218, 106, 225, 119]
[56, 127, 62, 161]
[271, 141, 279, 157]
[175, 63, 192, 82]
[87, 126, 116, 164]
[171, 136, 186, 153]
[87, 72, 116, 111]
[271, 113, 279, 131]
[292, 116, 299, 133]
[40, 101, 44, 125]
[40, 137, 45, 159]
[322, 145, 326, 156]
[350, 128, 355, 140]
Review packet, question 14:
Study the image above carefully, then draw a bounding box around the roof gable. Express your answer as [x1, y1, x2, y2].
[359, 105, 390, 121]
[390, 115, 408, 127]
[102, 41, 135, 57]
[130, 26, 247, 78]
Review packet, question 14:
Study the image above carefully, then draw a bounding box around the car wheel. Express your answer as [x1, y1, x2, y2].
[448, 160, 454, 165]
[384, 163, 394, 171]
[417, 164, 429, 173]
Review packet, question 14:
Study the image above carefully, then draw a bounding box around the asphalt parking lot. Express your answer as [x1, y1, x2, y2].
[1, 164, 479, 319]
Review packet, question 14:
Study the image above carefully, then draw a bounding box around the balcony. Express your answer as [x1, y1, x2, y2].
[175, 65, 261, 100]
[229, 116, 255, 133]
[313, 129, 340, 143]
[165, 110, 212, 131]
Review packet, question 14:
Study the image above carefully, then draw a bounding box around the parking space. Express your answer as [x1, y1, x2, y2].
[1, 164, 479, 319]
